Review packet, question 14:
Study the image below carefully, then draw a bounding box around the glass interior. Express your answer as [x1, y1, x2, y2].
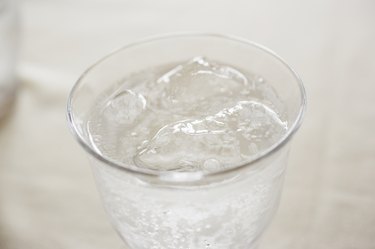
[67, 33, 306, 180]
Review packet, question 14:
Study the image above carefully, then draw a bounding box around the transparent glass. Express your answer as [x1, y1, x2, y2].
[67, 34, 306, 249]
[0, 0, 18, 118]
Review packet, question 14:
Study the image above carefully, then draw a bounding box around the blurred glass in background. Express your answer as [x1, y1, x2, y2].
[0, 0, 18, 119]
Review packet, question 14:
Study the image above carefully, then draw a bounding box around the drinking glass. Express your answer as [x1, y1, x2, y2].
[0, 0, 18, 119]
[67, 33, 306, 249]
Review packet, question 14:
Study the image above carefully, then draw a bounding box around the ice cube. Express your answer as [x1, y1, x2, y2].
[134, 117, 237, 172]
[202, 158, 222, 171]
[103, 89, 147, 125]
[155, 57, 250, 116]
[134, 100, 287, 172]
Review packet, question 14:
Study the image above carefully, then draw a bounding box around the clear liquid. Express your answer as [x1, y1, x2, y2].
[86, 57, 287, 172]
[87, 57, 289, 248]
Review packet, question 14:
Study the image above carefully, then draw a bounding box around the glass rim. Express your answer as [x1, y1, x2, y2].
[67, 32, 306, 182]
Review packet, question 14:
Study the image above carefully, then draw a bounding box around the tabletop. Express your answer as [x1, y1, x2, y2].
[0, 0, 375, 248]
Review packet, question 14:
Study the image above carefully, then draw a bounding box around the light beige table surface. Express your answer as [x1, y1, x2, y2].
[0, 0, 374, 248]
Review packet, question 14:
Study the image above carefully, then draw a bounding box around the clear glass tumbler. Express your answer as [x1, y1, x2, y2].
[0, 0, 18, 119]
[67, 34, 306, 249]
